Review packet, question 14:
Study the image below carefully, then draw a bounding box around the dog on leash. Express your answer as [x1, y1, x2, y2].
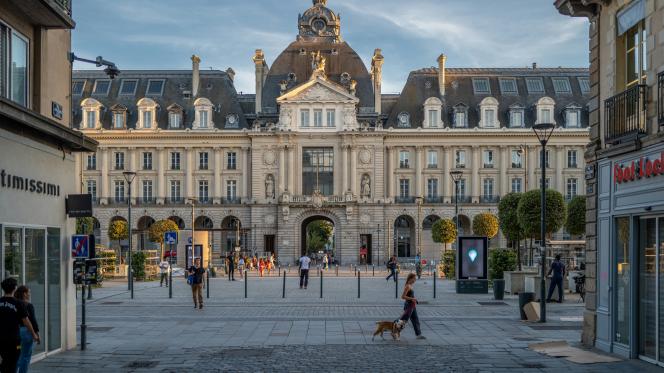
[372, 320, 406, 341]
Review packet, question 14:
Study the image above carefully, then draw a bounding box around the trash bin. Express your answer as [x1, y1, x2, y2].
[518, 292, 535, 320]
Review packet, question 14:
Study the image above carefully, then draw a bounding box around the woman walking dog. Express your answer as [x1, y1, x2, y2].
[400, 273, 425, 340]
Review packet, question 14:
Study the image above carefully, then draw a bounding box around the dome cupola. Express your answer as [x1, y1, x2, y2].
[298, 0, 341, 43]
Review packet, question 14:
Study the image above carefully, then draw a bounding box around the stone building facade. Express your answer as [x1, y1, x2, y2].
[75, 0, 589, 267]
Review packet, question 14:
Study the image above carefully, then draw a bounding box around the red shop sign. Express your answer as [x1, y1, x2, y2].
[614, 151, 664, 185]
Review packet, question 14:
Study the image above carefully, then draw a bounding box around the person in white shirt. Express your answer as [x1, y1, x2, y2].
[238, 257, 245, 280]
[298, 254, 312, 289]
[159, 258, 170, 287]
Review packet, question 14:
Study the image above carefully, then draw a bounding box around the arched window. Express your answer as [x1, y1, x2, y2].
[80, 98, 103, 129]
[423, 97, 443, 128]
[167, 104, 183, 129]
[453, 103, 468, 128]
[194, 98, 214, 129]
[564, 103, 582, 128]
[110, 104, 127, 129]
[479, 97, 499, 128]
[536, 97, 556, 125]
[136, 98, 158, 130]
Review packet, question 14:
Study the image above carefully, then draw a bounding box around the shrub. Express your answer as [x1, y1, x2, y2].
[76, 217, 95, 235]
[488, 249, 518, 280]
[517, 189, 567, 239]
[131, 251, 147, 281]
[472, 213, 499, 239]
[432, 218, 457, 246]
[566, 196, 586, 236]
[440, 251, 456, 279]
[149, 219, 180, 258]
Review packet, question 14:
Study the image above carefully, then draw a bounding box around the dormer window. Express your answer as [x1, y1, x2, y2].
[453, 104, 468, 128]
[167, 104, 183, 129]
[110, 104, 127, 129]
[193, 98, 214, 129]
[119, 79, 138, 96]
[397, 112, 411, 128]
[136, 97, 158, 130]
[423, 97, 443, 128]
[536, 97, 556, 124]
[525, 77, 545, 94]
[479, 97, 500, 128]
[551, 77, 572, 94]
[72, 80, 85, 96]
[564, 104, 582, 128]
[80, 98, 103, 129]
[92, 79, 111, 96]
[146, 79, 165, 96]
[499, 78, 518, 95]
[509, 104, 525, 128]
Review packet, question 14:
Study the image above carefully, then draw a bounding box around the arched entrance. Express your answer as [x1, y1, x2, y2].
[136, 216, 156, 251]
[221, 216, 243, 254]
[394, 215, 415, 258]
[301, 215, 335, 262]
[453, 214, 471, 236]
[168, 216, 185, 230]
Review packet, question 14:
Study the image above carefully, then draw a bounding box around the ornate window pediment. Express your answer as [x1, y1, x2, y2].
[167, 104, 183, 129]
[193, 97, 214, 130]
[136, 98, 158, 130]
[536, 96, 556, 125]
[397, 112, 411, 128]
[423, 97, 443, 128]
[110, 104, 128, 129]
[479, 97, 499, 128]
[80, 98, 103, 129]
[508, 104, 525, 128]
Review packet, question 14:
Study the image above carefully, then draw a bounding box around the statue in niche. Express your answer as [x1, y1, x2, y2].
[265, 174, 275, 199]
[311, 51, 326, 76]
[361, 174, 371, 198]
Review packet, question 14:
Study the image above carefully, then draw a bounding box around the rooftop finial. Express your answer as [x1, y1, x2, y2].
[313, 0, 327, 6]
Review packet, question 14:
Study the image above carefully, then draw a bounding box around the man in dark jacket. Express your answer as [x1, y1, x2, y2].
[188, 258, 206, 309]
[386, 255, 397, 282]
[0, 278, 39, 373]
[546, 254, 566, 303]
[226, 253, 235, 281]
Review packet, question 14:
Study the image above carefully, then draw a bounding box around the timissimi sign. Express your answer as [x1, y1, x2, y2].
[1, 169, 60, 196]
[614, 151, 664, 185]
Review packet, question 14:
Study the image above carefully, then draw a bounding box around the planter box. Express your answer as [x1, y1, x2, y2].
[504, 271, 538, 294]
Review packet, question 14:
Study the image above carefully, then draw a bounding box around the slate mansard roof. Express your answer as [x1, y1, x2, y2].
[384, 67, 590, 129]
[72, 69, 248, 130]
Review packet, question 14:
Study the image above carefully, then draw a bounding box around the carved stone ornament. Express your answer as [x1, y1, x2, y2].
[263, 150, 276, 166]
[359, 149, 371, 165]
[264, 214, 275, 225]
[360, 214, 371, 225]
[311, 189, 324, 208]
[279, 107, 292, 128]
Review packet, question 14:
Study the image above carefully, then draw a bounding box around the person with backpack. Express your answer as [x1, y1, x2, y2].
[546, 254, 567, 303]
[188, 258, 206, 309]
[386, 255, 397, 282]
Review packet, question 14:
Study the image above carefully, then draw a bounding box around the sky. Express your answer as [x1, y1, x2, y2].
[72, 0, 589, 94]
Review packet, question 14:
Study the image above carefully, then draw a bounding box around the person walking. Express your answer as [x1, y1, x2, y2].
[14, 286, 39, 373]
[0, 278, 39, 373]
[238, 256, 245, 280]
[188, 258, 206, 309]
[415, 257, 423, 280]
[546, 254, 567, 303]
[323, 254, 329, 271]
[226, 253, 235, 281]
[400, 273, 425, 340]
[299, 253, 312, 289]
[386, 255, 397, 282]
[159, 258, 170, 287]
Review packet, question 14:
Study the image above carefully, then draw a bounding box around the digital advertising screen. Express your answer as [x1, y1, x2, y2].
[457, 236, 488, 280]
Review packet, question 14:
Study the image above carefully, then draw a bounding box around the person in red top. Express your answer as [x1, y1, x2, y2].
[258, 258, 265, 278]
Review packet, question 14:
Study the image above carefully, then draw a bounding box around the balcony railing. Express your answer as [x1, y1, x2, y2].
[395, 196, 416, 204]
[480, 195, 500, 203]
[135, 197, 156, 206]
[424, 196, 444, 204]
[399, 161, 410, 169]
[452, 196, 472, 203]
[221, 197, 242, 205]
[483, 163, 494, 169]
[511, 162, 522, 169]
[604, 84, 647, 143]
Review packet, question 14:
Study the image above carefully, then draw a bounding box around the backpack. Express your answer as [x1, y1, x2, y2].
[187, 274, 195, 285]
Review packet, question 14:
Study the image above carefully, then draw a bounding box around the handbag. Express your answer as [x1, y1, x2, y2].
[187, 274, 195, 285]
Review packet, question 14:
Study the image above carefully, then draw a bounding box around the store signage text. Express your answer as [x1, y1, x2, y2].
[614, 152, 664, 185]
[0, 169, 60, 196]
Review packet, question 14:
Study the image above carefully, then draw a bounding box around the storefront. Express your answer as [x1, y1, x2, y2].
[0, 98, 97, 360]
[596, 141, 664, 366]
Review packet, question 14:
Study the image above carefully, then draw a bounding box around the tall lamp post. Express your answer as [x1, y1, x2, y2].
[532, 123, 555, 323]
[122, 171, 136, 299]
[188, 198, 196, 268]
[449, 170, 463, 242]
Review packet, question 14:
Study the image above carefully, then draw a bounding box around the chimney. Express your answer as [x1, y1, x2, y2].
[253, 49, 268, 114]
[191, 55, 201, 97]
[225, 68, 236, 83]
[532, 62, 537, 69]
[437, 54, 447, 96]
[371, 49, 384, 114]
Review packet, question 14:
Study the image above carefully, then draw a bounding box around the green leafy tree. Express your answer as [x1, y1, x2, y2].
[566, 196, 586, 236]
[148, 219, 179, 258]
[131, 251, 147, 281]
[108, 220, 128, 249]
[431, 218, 457, 252]
[76, 217, 95, 235]
[306, 220, 333, 255]
[472, 213, 499, 239]
[498, 193, 524, 270]
[488, 248, 518, 280]
[517, 189, 567, 239]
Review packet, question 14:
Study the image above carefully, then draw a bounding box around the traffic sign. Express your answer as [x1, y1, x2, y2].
[164, 231, 178, 245]
[188, 237, 193, 244]
[71, 235, 90, 258]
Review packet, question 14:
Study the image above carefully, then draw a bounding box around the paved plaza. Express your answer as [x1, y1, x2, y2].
[31, 270, 661, 372]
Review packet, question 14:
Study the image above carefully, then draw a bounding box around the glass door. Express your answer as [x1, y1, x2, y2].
[638, 216, 664, 365]
[615, 217, 631, 346]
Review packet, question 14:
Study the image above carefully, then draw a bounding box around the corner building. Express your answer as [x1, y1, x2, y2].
[76, 0, 589, 267]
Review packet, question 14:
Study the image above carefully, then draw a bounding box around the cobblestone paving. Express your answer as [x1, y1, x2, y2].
[30, 275, 662, 372]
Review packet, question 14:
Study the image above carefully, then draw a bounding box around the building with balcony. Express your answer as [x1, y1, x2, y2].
[556, 0, 664, 366]
[76, 0, 589, 268]
[0, 0, 97, 360]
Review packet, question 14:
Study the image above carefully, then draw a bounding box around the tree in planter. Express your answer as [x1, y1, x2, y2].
[148, 219, 180, 259]
[498, 193, 524, 270]
[488, 249, 518, 280]
[76, 217, 95, 235]
[517, 190, 567, 262]
[431, 218, 457, 252]
[131, 251, 147, 281]
[472, 213, 499, 239]
[566, 196, 586, 236]
[108, 220, 128, 263]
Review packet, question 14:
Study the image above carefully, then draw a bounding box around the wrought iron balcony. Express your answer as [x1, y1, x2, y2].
[399, 161, 410, 169]
[164, 197, 184, 205]
[135, 197, 156, 206]
[480, 195, 500, 204]
[221, 197, 242, 205]
[604, 84, 647, 144]
[395, 196, 416, 204]
[424, 196, 444, 204]
[452, 196, 472, 203]
[198, 198, 213, 205]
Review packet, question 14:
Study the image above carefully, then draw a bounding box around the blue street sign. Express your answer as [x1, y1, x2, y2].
[164, 231, 178, 245]
[71, 235, 89, 258]
[188, 237, 193, 245]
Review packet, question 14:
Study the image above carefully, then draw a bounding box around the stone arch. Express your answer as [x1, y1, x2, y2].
[294, 209, 342, 263]
[195, 216, 214, 230]
[136, 216, 155, 231]
[422, 214, 441, 230]
[453, 214, 472, 236]
[394, 215, 416, 258]
[221, 215, 243, 254]
[168, 216, 185, 230]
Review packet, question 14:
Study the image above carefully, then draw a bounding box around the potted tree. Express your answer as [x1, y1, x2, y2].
[431, 218, 457, 278]
[489, 249, 517, 300]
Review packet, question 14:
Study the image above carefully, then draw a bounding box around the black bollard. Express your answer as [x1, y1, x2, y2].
[81, 283, 86, 351]
[206, 269, 210, 299]
[87, 283, 92, 300]
[357, 270, 361, 298]
[336, 264, 339, 277]
[320, 269, 323, 299]
[395, 272, 398, 299]
[372, 265, 375, 277]
[433, 270, 437, 299]
[244, 270, 248, 298]
[282, 270, 286, 298]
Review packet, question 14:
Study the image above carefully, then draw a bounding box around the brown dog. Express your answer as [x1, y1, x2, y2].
[372, 320, 405, 341]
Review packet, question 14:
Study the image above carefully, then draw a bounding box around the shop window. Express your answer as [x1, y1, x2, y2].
[615, 217, 631, 346]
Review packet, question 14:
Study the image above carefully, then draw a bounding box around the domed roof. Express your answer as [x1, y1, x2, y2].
[298, 0, 341, 43]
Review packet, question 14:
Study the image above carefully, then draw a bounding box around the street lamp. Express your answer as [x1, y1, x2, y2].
[188, 198, 197, 269]
[122, 171, 136, 299]
[532, 122, 555, 323]
[449, 170, 463, 242]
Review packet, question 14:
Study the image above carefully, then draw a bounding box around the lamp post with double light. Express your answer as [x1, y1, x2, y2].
[532, 123, 555, 323]
[449, 170, 463, 241]
[122, 171, 136, 299]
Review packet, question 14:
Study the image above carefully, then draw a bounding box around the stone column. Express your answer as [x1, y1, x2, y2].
[471, 146, 480, 202]
[556, 145, 564, 193]
[288, 146, 295, 192]
[350, 146, 358, 196]
[157, 148, 165, 204]
[129, 148, 137, 203]
[528, 146, 537, 191]
[242, 147, 249, 199]
[386, 147, 393, 199]
[214, 147, 222, 203]
[415, 147, 423, 197]
[341, 144, 348, 193]
[442, 147, 450, 202]
[100, 148, 108, 204]
[186, 148, 194, 199]
[278, 146, 286, 194]
[500, 146, 508, 197]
